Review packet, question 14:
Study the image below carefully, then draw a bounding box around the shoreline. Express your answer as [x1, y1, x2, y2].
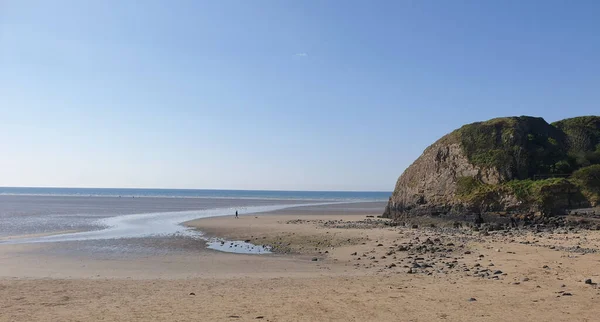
[3, 209, 600, 320]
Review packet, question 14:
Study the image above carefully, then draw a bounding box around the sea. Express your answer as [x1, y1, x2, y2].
[0, 187, 390, 255]
[0, 187, 390, 201]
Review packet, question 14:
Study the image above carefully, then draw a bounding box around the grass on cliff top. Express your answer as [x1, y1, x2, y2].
[442, 115, 600, 179]
[552, 116, 600, 150]
[455, 116, 566, 175]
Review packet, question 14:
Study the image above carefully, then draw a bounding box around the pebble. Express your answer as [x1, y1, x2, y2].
[585, 279, 593, 285]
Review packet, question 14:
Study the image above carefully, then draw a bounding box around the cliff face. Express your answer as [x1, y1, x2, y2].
[384, 116, 600, 221]
[386, 138, 500, 216]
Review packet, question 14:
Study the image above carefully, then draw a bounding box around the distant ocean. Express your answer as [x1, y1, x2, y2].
[0, 187, 389, 253]
[0, 187, 391, 201]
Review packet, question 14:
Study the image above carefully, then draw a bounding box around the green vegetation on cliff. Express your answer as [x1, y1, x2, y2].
[450, 116, 600, 179]
[456, 175, 588, 215]
[452, 116, 600, 212]
[553, 116, 600, 168]
[384, 115, 600, 220]
[571, 165, 600, 205]
[453, 116, 569, 179]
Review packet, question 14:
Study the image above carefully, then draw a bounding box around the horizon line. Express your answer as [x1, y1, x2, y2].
[0, 186, 392, 193]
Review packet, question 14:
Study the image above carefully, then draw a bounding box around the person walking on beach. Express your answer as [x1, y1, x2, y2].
[235, 210, 238, 219]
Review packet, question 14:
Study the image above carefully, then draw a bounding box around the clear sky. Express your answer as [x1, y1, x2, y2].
[1, 1, 599, 191]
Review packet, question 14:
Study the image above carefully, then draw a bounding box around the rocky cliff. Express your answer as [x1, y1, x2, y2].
[384, 116, 600, 223]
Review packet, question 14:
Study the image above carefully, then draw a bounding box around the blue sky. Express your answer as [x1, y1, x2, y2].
[1, 1, 599, 191]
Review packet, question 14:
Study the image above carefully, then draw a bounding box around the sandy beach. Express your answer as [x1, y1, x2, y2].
[2, 207, 600, 321]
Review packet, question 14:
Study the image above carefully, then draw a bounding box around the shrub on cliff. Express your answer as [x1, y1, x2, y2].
[455, 116, 567, 180]
[553, 116, 600, 168]
[571, 165, 600, 205]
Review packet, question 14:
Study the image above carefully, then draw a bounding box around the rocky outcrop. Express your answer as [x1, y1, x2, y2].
[384, 116, 600, 223]
[385, 138, 500, 218]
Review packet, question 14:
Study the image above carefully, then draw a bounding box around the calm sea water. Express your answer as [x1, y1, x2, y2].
[0, 187, 390, 201]
[0, 188, 389, 254]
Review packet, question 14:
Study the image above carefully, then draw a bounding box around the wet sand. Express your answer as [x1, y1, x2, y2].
[3, 206, 600, 321]
[0, 195, 323, 238]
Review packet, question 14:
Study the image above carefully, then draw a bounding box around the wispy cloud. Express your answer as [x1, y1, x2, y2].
[294, 53, 308, 57]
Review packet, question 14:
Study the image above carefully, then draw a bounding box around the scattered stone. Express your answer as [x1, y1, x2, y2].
[543, 265, 550, 269]
[522, 277, 530, 282]
[464, 251, 471, 255]
[312, 257, 318, 261]
[256, 317, 264, 319]
[585, 279, 593, 285]
[377, 244, 384, 247]
[468, 298, 477, 302]
[494, 270, 503, 275]
[189, 292, 195, 296]
[562, 292, 572, 296]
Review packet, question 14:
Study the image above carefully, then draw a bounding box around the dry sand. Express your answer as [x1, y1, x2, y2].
[2, 212, 600, 321]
